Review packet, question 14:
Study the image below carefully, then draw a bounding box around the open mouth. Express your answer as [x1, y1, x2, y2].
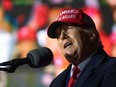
[64, 42, 72, 49]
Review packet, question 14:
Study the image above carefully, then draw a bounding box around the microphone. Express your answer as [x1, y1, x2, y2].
[0, 47, 53, 73]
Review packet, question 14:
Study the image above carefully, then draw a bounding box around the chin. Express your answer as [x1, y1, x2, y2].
[66, 49, 75, 55]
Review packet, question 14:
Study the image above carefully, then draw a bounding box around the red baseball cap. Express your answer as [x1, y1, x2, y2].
[17, 26, 37, 41]
[47, 8, 95, 38]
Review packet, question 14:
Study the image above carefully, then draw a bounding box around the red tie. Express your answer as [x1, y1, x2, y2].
[68, 66, 80, 87]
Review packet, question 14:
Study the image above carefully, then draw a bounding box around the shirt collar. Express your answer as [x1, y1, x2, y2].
[70, 57, 91, 77]
[70, 51, 97, 77]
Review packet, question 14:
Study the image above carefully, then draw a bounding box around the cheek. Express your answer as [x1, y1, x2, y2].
[73, 34, 82, 49]
[73, 36, 83, 55]
[57, 40, 61, 48]
[74, 41, 81, 55]
[57, 40, 63, 52]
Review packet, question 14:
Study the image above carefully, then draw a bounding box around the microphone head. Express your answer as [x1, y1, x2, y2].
[27, 47, 53, 68]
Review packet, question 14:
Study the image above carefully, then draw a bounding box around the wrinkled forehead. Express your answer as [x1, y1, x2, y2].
[55, 23, 83, 36]
[56, 22, 87, 31]
[57, 22, 81, 30]
[56, 23, 70, 29]
[55, 23, 71, 35]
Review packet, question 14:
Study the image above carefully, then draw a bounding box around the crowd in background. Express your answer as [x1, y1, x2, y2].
[0, 0, 116, 87]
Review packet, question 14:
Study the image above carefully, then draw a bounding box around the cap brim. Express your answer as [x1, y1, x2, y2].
[47, 21, 64, 38]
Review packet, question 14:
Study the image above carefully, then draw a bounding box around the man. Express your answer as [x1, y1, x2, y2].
[47, 8, 116, 87]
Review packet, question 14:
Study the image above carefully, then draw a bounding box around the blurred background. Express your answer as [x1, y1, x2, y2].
[0, 0, 116, 87]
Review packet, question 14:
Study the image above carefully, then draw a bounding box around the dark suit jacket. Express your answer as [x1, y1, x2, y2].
[50, 49, 116, 87]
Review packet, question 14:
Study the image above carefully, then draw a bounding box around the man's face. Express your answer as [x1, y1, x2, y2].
[55, 24, 91, 65]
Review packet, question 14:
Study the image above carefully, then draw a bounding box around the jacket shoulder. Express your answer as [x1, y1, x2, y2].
[50, 65, 71, 87]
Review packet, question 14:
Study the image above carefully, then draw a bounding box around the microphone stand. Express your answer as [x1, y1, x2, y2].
[0, 58, 28, 73]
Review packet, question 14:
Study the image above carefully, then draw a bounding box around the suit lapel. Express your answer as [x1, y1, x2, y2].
[75, 49, 108, 87]
[75, 60, 94, 87]
[50, 65, 71, 87]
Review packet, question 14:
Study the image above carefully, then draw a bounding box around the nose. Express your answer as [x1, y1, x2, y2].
[60, 30, 69, 40]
